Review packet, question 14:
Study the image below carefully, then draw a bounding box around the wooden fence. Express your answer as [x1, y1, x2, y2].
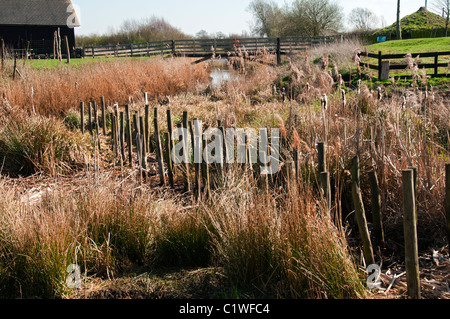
[359, 51, 450, 80]
[82, 36, 343, 62]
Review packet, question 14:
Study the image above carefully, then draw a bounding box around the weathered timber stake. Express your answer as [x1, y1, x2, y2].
[101, 96, 106, 135]
[119, 111, 125, 161]
[125, 104, 133, 166]
[133, 111, 140, 147]
[88, 101, 93, 135]
[139, 116, 147, 179]
[65, 35, 70, 64]
[445, 164, 450, 246]
[190, 120, 201, 199]
[402, 169, 421, 299]
[219, 126, 226, 175]
[110, 113, 116, 154]
[369, 169, 385, 246]
[182, 112, 191, 191]
[1, 38, 5, 71]
[317, 142, 326, 174]
[164, 132, 174, 188]
[320, 171, 331, 212]
[351, 156, 375, 266]
[408, 166, 418, 225]
[166, 109, 175, 172]
[80, 102, 85, 134]
[154, 107, 166, 186]
[136, 133, 143, 183]
[145, 105, 150, 153]
[202, 133, 210, 198]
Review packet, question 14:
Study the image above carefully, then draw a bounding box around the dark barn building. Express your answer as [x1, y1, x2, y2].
[0, 0, 80, 56]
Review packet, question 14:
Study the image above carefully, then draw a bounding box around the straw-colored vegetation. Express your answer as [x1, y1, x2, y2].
[0, 38, 448, 299]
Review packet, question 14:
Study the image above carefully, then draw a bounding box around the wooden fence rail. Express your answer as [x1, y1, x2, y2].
[82, 36, 343, 63]
[359, 50, 450, 80]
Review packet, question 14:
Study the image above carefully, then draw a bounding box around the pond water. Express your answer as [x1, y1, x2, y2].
[208, 58, 239, 87]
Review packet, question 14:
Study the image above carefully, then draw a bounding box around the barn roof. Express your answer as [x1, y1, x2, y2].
[0, 0, 80, 27]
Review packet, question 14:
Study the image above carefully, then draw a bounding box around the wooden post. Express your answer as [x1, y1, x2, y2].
[182, 112, 191, 192]
[320, 171, 331, 212]
[154, 107, 166, 186]
[402, 169, 421, 299]
[167, 109, 174, 172]
[1, 38, 5, 71]
[202, 133, 210, 198]
[133, 111, 140, 148]
[88, 101, 93, 135]
[276, 38, 281, 66]
[145, 104, 151, 153]
[93, 101, 99, 133]
[125, 104, 133, 166]
[164, 132, 174, 188]
[80, 102, 85, 134]
[101, 96, 106, 135]
[351, 156, 375, 266]
[317, 142, 326, 174]
[139, 116, 147, 179]
[190, 120, 201, 199]
[120, 111, 125, 161]
[369, 169, 385, 246]
[65, 35, 70, 64]
[434, 53, 439, 77]
[378, 51, 382, 81]
[445, 164, 450, 246]
[171, 40, 175, 56]
[111, 113, 117, 155]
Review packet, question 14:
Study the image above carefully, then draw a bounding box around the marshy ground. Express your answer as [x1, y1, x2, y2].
[0, 39, 449, 300]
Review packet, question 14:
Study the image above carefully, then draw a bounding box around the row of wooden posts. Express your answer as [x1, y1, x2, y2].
[318, 141, 450, 299]
[80, 96, 450, 299]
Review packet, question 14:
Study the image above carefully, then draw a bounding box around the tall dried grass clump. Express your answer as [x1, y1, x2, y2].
[0, 105, 92, 176]
[204, 169, 366, 298]
[1, 57, 211, 116]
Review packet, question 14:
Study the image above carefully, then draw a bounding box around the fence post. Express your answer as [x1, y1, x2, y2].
[154, 107, 166, 186]
[369, 169, 385, 246]
[120, 111, 125, 161]
[402, 169, 421, 299]
[434, 53, 439, 77]
[125, 104, 133, 166]
[445, 164, 450, 246]
[80, 102, 85, 134]
[88, 101, 93, 135]
[276, 38, 281, 66]
[164, 132, 174, 188]
[351, 156, 375, 266]
[101, 96, 106, 135]
[1, 38, 5, 71]
[378, 51, 382, 81]
[171, 40, 175, 56]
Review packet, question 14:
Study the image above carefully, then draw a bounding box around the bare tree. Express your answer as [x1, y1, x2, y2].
[347, 7, 379, 31]
[290, 0, 344, 36]
[247, 0, 284, 37]
[432, 0, 450, 36]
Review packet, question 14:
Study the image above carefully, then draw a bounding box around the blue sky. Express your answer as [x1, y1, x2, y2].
[72, 0, 433, 37]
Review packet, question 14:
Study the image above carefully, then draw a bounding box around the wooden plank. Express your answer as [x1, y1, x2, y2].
[402, 169, 421, 299]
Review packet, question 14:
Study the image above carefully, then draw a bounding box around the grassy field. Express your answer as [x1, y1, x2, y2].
[0, 39, 449, 300]
[367, 37, 450, 54]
